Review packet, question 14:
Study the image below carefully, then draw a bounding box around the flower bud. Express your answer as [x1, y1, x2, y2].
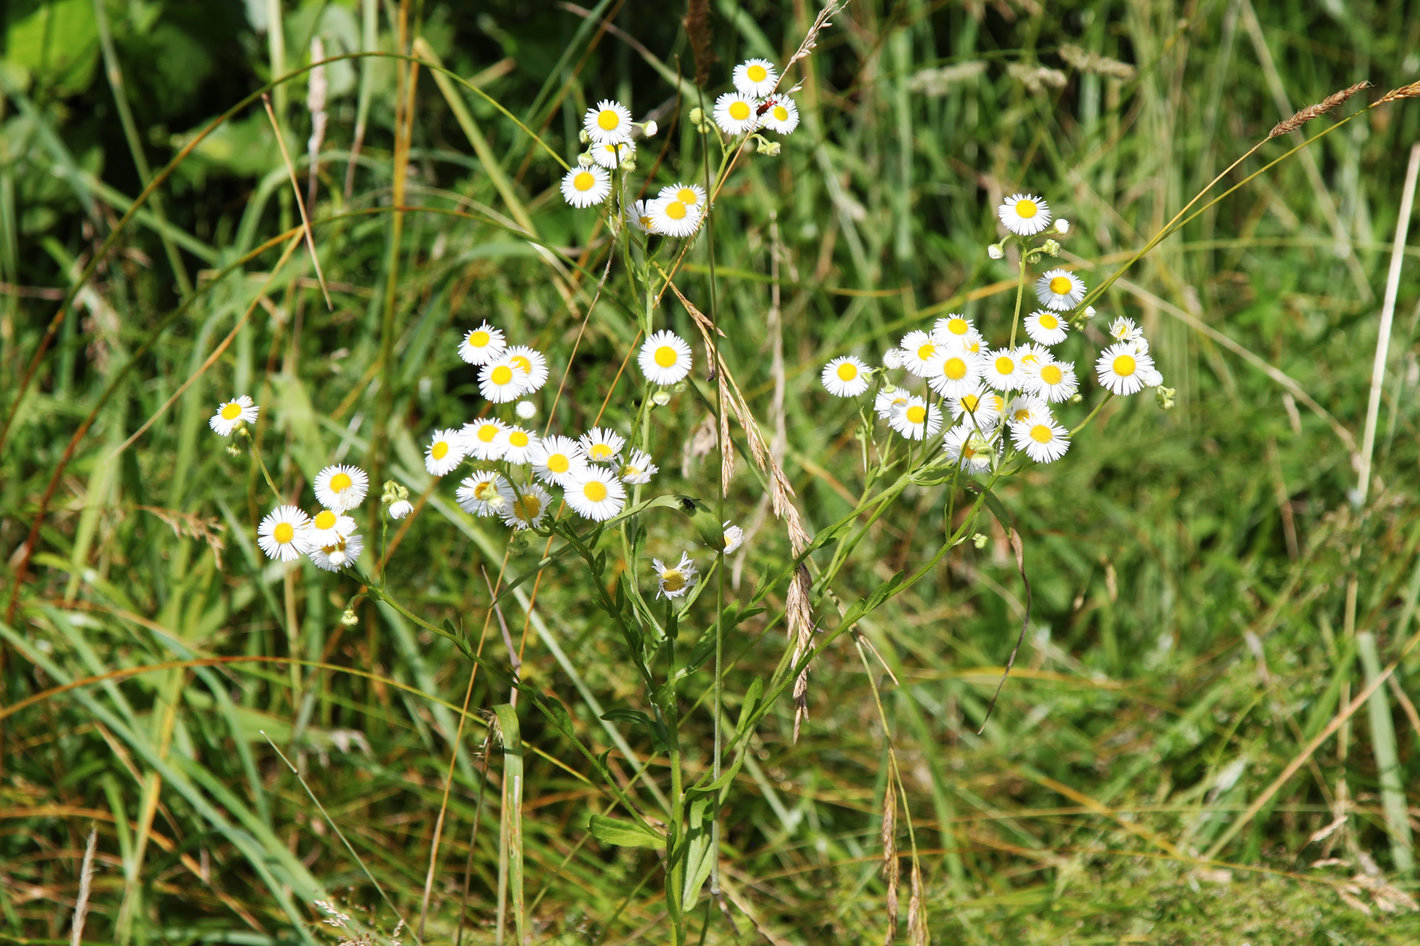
[987, 243, 1005, 260]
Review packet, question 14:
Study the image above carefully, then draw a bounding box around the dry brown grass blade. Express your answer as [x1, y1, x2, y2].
[1269, 80, 1371, 138]
[1376, 79, 1420, 104]
[260, 93, 332, 309]
[882, 784, 899, 946]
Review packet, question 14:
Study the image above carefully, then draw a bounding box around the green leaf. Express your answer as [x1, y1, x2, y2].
[588, 814, 664, 850]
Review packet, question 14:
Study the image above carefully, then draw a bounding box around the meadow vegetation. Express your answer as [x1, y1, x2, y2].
[4, 0, 1420, 943]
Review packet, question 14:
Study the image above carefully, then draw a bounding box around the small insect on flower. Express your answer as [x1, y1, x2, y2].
[713, 92, 761, 135]
[500, 481, 552, 530]
[210, 396, 259, 436]
[654, 552, 699, 599]
[639, 330, 694, 385]
[758, 96, 800, 135]
[647, 196, 703, 238]
[998, 193, 1053, 236]
[564, 466, 627, 521]
[561, 165, 611, 208]
[1096, 342, 1157, 396]
[257, 505, 312, 562]
[619, 448, 659, 485]
[733, 58, 779, 97]
[1024, 309, 1069, 346]
[821, 355, 871, 397]
[425, 428, 466, 477]
[529, 435, 587, 487]
[1010, 418, 1071, 463]
[457, 470, 510, 517]
[479, 356, 525, 403]
[579, 427, 626, 463]
[314, 465, 369, 512]
[589, 139, 635, 169]
[458, 322, 506, 365]
[1036, 269, 1087, 311]
[583, 98, 634, 144]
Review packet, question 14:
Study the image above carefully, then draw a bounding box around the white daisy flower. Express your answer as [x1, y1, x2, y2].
[733, 58, 779, 97]
[1109, 316, 1145, 345]
[721, 522, 744, 554]
[1022, 358, 1079, 403]
[654, 551, 699, 599]
[1096, 343, 1156, 396]
[998, 193, 1053, 236]
[564, 466, 627, 521]
[1011, 418, 1071, 463]
[619, 448, 658, 484]
[425, 428, 465, 476]
[308, 508, 357, 547]
[589, 139, 635, 169]
[981, 348, 1024, 392]
[626, 198, 655, 233]
[456, 470, 511, 517]
[505, 345, 549, 394]
[479, 356, 525, 403]
[1036, 269, 1086, 311]
[639, 330, 693, 385]
[529, 435, 587, 487]
[309, 531, 364, 572]
[899, 330, 939, 377]
[580, 427, 626, 463]
[457, 322, 506, 365]
[874, 389, 912, 422]
[583, 98, 633, 145]
[927, 347, 983, 399]
[209, 395, 258, 436]
[313, 464, 369, 512]
[647, 196, 703, 238]
[948, 383, 1003, 429]
[460, 418, 510, 462]
[388, 499, 414, 520]
[561, 165, 611, 208]
[1005, 395, 1052, 427]
[659, 182, 707, 212]
[759, 96, 800, 135]
[881, 348, 905, 370]
[821, 355, 871, 397]
[257, 505, 312, 562]
[500, 425, 539, 464]
[500, 481, 552, 530]
[888, 396, 942, 441]
[712, 91, 760, 135]
[942, 424, 997, 472]
[1024, 309, 1069, 346]
[931, 314, 976, 343]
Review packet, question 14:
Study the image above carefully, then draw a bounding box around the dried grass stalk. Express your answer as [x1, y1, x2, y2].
[682, 0, 715, 88]
[882, 786, 899, 946]
[1269, 80, 1371, 138]
[1378, 80, 1420, 105]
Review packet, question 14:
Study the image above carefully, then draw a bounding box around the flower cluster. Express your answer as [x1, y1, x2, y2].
[820, 196, 1166, 468]
[254, 463, 370, 571]
[424, 321, 662, 527]
[559, 57, 801, 238]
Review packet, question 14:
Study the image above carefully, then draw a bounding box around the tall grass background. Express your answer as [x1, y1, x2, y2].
[4, 0, 1420, 942]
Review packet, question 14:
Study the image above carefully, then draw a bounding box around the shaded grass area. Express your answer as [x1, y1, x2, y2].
[4, 0, 1420, 942]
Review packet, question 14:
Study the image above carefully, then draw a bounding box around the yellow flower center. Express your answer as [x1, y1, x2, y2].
[772, 105, 789, 121]
[946, 317, 968, 335]
[666, 201, 688, 221]
[573, 171, 596, 192]
[1017, 199, 1038, 218]
[944, 357, 967, 380]
[747, 64, 768, 82]
[314, 510, 336, 530]
[917, 342, 936, 360]
[1041, 364, 1063, 385]
[906, 405, 927, 424]
[491, 365, 513, 386]
[508, 431, 529, 448]
[836, 362, 858, 381]
[1030, 424, 1053, 444]
[548, 455, 569, 474]
[514, 494, 542, 520]
[273, 522, 295, 544]
[590, 444, 613, 460]
[1013, 409, 1031, 422]
[221, 402, 242, 420]
[994, 356, 1014, 374]
[468, 329, 490, 347]
[1113, 355, 1137, 377]
[474, 480, 500, 501]
[1049, 276, 1072, 295]
[583, 481, 608, 502]
[662, 570, 687, 593]
[655, 345, 678, 367]
[432, 441, 449, 460]
[1039, 313, 1059, 330]
[729, 101, 751, 121]
[330, 472, 352, 492]
[477, 425, 498, 442]
[676, 187, 699, 205]
[512, 354, 532, 372]
[597, 109, 619, 131]
[961, 394, 980, 412]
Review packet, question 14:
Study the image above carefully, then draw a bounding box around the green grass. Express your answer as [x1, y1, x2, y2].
[4, 0, 1420, 943]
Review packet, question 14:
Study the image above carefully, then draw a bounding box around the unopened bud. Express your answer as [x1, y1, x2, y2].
[987, 243, 1005, 260]
[972, 533, 988, 550]
[1054, 218, 1070, 235]
[642, 120, 658, 137]
[1155, 386, 1176, 411]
